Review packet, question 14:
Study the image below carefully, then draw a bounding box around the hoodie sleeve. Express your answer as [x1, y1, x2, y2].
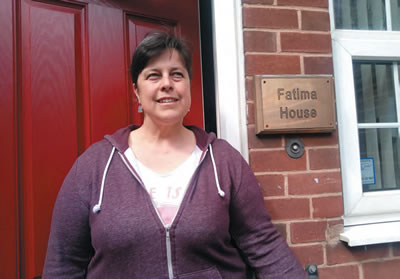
[229, 155, 307, 279]
[42, 157, 93, 278]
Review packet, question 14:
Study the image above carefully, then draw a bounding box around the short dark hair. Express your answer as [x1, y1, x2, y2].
[130, 32, 193, 86]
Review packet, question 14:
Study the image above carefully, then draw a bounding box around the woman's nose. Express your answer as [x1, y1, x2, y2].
[161, 76, 173, 91]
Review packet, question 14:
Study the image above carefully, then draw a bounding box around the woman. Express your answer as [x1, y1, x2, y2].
[43, 33, 306, 278]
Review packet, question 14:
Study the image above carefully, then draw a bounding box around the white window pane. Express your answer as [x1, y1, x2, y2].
[391, 0, 400, 30]
[334, 0, 387, 30]
[359, 128, 400, 192]
[353, 61, 397, 123]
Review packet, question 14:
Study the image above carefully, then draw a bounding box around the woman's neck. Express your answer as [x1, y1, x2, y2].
[129, 117, 195, 152]
[137, 120, 187, 144]
[128, 120, 196, 173]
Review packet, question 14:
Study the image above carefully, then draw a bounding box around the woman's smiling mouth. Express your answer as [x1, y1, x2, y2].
[157, 98, 178, 103]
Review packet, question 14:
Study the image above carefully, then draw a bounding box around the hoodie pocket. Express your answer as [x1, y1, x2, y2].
[178, 266, 222, 279]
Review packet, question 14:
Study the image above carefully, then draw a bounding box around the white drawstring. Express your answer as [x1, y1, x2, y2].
[93, 146, 116, 213]
[209, 144, 225, 197]
[93, 144, 223, 213]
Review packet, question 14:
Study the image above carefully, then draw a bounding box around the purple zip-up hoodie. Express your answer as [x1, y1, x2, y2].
[43, 125, 306, 279]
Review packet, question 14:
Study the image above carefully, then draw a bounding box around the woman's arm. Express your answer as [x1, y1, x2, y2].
[229, 156, 307, 279]
[42, 160, 93, 278]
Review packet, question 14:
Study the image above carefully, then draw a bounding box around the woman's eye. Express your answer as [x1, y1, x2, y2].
[147, 73, 160, 79]
[172, 72, 184, 78]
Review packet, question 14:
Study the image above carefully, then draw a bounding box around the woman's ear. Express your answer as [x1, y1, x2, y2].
[133, 83, 140, 104]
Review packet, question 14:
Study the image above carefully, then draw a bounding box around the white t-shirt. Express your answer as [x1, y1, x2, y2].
[125, 146, 202, 225]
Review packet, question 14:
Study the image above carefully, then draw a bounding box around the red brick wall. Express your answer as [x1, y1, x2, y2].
[242, 0, 400, 278]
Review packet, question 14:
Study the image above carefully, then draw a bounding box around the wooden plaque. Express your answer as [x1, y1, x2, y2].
[254, 75, 336, 134]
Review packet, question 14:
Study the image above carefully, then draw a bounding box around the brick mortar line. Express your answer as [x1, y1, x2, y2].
[249, 145, 339, 152]
[242, 4, 329, 12]
[305, 148, 310, 170]
[316, 262, 359, 267]
[313, 260, 400, 276]
[244, 52, 303, 56]
[282, 50, 332, 55]
[244, 52, 332, 56]
[323, 255, 400, 267]
[249, 147, 286, 152]
[277, 31, 282, 52]
[326, 217, 343, 222]
[313, 262, 366, 269]
[263, 193, 342, 199]
[322, 242, 328, 265]
[243, 28, 331, 34]
[271, 192, 343, 197]
[280, 30, 331, 35]
[360, 256, 400, 263]
[280, 7, 329, 13]
[254, 168, 341, 175]
[265, 193, 344, 199]
[273, 219, 342, 227]
[291, 242, 400, 251]
[287, 242, 324, 247]
[292, 240, 328, 246]
[297, 10, 302, 35]
[254, 167, 341, 173]
[302, 54, 332, 57]
[289, 218, 341, 224]
[309, 196, 314, 221]
[305, 145, 339, 150]
[280, 223, 289, 243]
[284, 174, 288, 196]
[286, 218, 292, 244]
[300, 54, 305, 74]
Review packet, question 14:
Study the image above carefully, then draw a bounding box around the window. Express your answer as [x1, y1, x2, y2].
[329, 0, 400, 246]
[354, 61, 400, 193]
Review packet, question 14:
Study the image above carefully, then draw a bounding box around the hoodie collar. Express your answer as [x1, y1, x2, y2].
[104, 124, 216, 153]
[94, 125, 222, 214]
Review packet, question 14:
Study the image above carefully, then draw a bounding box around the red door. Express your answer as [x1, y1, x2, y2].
[1, 0, 203, 278]
[0, 0, 19, 278]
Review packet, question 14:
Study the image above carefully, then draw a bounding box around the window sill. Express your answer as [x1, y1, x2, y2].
[340, 221, 400, 246]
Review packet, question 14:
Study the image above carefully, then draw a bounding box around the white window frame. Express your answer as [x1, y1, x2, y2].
[211, 0, 249, 162]
[329, 0, 400, 246]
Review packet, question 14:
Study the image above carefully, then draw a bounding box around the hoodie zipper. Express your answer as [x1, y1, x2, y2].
[119, 153, 174, 278]
[118, 149, 209, 279]
[166, 227, 173, 279]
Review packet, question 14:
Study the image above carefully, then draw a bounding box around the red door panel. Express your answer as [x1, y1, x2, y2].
[20, 1, 85, 276]
[88, 3, 129, 142]
[0, 0, 18, 278]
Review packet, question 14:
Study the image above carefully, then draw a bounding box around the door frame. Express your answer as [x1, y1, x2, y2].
[212, 0, 249, 162]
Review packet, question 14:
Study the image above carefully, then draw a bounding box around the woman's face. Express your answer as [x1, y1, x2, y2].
[134, 49, 191, 126]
